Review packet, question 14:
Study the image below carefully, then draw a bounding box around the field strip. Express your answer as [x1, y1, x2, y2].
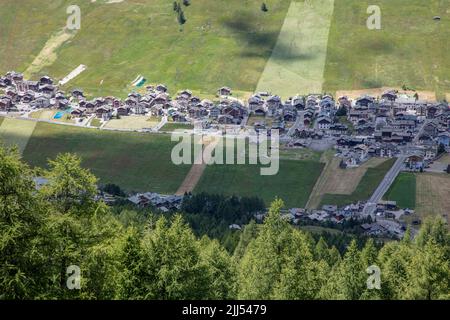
[24, 28, 76, 78]
[0, 117, 37, 154]
[415, 173, 450, 226]
[305, 151, 334, 209]
[255, 0, 335, 97]
[176, 138, 218, 196]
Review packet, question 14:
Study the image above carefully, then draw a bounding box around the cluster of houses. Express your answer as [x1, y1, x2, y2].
[293, 91, 450, 168]
[2, 72, 448, 163]
[276, 200, 409, 238]
[0, 72, 247, 125]
[127, 192, 183, 212]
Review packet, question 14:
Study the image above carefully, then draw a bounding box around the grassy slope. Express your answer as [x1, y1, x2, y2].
[320, 158, 396, 207]
[255, 0, 335, 97]
[384, 172, 416, 209]
[0, 0, 290, 98]
[0, 118, 37, 154]
[323, 0, 450, 97]
[195, 159, 325, 208]
[21, 122, 191, 193]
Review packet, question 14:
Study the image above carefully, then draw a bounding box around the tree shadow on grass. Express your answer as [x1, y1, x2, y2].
[221, 14, 314, 61]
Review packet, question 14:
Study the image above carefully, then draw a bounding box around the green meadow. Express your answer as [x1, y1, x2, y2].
[0, 0, 290, 98]
[19, 122, 191, 194]
[384, 172, 417, 209]
[195, 159, 324, 208]
[323, 0, 450, 98]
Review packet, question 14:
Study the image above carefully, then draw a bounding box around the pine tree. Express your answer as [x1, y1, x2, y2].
[377, 240, 413, 299]
[0, 146, 50, 299]
[143, 215, 209, 299]
[261, 3, 268, 12]
[199, 237, 236, 299]
[273, 229, 327, 299]
[404, 239, 450, 299]
[116, 228, 146, 299]
[39, 152, 122, 299]
[320, 240, 366, 299]
[237, 199, 292, 299]
[361, 238, 378, 268]
[233, 220, 259, 261]
[177, 8, 187, 26]
[315, 237, 330, 262]
[41, 153, 101, 215]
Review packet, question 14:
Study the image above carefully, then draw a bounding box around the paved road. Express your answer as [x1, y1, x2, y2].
[153, 115, 168, 132]
[362, 156, 406, 216]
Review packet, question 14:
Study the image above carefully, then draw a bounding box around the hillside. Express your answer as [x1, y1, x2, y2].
[0, 0, 290, 98]
[1, 0, 448, 98]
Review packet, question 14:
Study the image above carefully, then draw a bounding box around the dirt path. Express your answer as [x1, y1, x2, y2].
[24, 28, 76, 78]
[175, 138, 218, 196]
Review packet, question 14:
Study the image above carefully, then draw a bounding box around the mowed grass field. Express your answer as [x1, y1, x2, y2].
[381, 171, 450, 228]
[415, 173, 450, 225]
[0, 0, 290, 98]
[19, 121, 192, 193]
[320, 158, 396, 207]
[0, 118, 38, 153]
[255, 0, 335, 96]
[104, 115, 160, 130]
[384, 172, 417, 209]
[195, 159, 325, 208]
[323, 0, 450, 97]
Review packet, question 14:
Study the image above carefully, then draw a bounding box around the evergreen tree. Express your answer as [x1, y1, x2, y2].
[177, 8, 187, 26]
[273, 229, 327, 299]
[0, 146, 50, 299]
[377, 240, 413, 299]
[261, 3, 268, 12]
[233, 220, 259, 261]
[142, 215, 209, 299]
[237, 199, 292, 299]
[40, 153, 122, 299]
[361, 238, 378, 268]
[116, 228, 147, 299]
[41, 153, 100, 215]
[320, 240, 366, 299]
[315, 237, 330, 262]
[200, 237, 236, 299]
[404, 239, 450, 299]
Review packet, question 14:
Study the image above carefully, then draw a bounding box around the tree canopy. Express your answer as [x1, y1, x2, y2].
[0, 145, 448, 300]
